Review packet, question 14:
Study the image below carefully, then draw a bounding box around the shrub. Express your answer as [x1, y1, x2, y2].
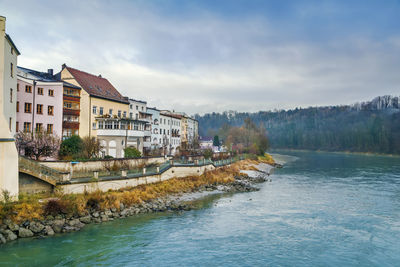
[124, 147, 141, 158]
[43, 199, 67, 215]
[59, 135, 83, 159]
[203, 149, 213, 159]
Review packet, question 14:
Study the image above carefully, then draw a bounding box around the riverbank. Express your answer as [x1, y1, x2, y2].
[0, 156, 276, 245]
[270, 148, 400, 158]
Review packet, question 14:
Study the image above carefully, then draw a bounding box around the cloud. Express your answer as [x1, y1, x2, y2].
[1, 0, 400, 114]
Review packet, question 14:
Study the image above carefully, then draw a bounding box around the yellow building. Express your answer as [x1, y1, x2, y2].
[59, 64, 134, 158]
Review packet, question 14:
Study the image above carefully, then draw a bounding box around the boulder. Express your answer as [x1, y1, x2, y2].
[29, 222, 45, 233]
[52, 219, 65, 233]
[4, 230, 17, 241]
[105, 210, 113, 217]
[44, 226, 54, 236]
[68, 219, 85, 229]
[79, 216, 91, 224]
[92, 211, 100, 218]
[100, 215, 109, 222]
[62, 226, 76, 233]
[18, 228, 34, 238]
[119, 203, 125, 211]
[0, 233, 6, 244]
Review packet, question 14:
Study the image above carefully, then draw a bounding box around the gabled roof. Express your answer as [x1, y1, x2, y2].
[17, 66, 59, 82]
[64, 65, 129, 104]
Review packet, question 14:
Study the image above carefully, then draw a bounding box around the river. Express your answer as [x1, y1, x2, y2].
[1, 151, 399, 266]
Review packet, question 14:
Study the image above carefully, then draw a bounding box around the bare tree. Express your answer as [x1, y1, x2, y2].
[81, 136, 103, 159]
[15, 130, 61, 160]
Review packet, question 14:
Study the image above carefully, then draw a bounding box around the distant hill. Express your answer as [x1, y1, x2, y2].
[195, 95, 400, 154]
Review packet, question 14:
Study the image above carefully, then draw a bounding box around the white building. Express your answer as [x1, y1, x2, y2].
[0, 16, 19, 199]
[129, 99, 152, 154]
[147, 107, 161, 151]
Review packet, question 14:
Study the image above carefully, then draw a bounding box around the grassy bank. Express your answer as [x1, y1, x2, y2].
[1, 158, 264, 224]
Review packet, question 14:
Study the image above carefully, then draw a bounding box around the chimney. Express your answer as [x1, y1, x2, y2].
[98, 74, 102, 78]
[62, 63, 66, 69]
[47, 69, 53, 76]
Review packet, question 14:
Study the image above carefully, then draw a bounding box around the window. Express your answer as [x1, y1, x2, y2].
[16, 122, 19, 132]
[109, 109, 113, 115]
[64, 102, 72, 109]
[47, 124, 53, 134]
[114, 121, 119, 129]
[24, 103, 32, 113]
[118, 110, 121, 117]
[9, 118, 12, 131]
[142, 107, 144, 111]
[99, 107, 104, 115]
[123, 111, 127, 118]
[11, 47, 14, 54]
[10, 63, 13, 77]
[48, 89, 54, 96]
[10, 89, 13, 103]
[98, 121, 104, 129]
[92, 122, 96, 130]
[48, 106, 54, 116]
[136, 105, 138, 110]
[16, 101, 19, 112]
[37, 104, 43, 114]
[17, 83, 19, 91]
[37, 87, 43, 95]
[135, 114, 138, 120]
[130, 112, 133, 119]
[105, 121, 113, 129]
[23, 122, 31, 132]
[130, 104, 133, 109]
[93, 106, 97, 114]
[25, 85, 32, 93]
[35, 123, 42, 132]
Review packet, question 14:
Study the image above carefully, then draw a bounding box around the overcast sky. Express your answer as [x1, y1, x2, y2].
[1, 0, 400, 115]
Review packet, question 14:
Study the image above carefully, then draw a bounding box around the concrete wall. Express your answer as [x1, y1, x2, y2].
[59, 163, 217, 194]
[40, 156, 167, 172]
[0, 17, 19, 200]
[19, 172, 53, 194]
[3, 32, 17, 135]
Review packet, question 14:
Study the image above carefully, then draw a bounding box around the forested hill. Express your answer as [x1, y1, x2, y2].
[195, 95, 400, 154]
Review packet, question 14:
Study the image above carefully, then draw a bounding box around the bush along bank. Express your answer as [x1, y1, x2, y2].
[0, 158, 275, 245]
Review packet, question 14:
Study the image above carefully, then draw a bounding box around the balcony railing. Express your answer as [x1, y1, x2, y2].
[63, 121, 79, 129]
[96, 129, 145, 137]
[63, 108, 80, 116]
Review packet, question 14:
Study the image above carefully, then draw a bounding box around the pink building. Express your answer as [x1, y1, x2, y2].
[16, 67, 63, 137]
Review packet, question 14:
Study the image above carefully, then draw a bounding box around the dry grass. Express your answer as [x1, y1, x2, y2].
[0, 163, 247, 223]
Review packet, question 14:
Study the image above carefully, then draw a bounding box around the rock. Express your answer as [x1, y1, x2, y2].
[44, 226, 54, 236]
[29, 222, 45, 233]
[105, 210, 113, 217]
[68, 219, 85, 229]
[18, 228, 34, 238]
[92, 211, 100, 218]
[93, 217, 101, 223]
[111, 208, 117, 213]
[120, 209, 129, 217]
[52, 219, 65, 233]
[0, 233, 6, 244]
[7, 222, 19, 232]
[62, 226, 76, 233]
[3, 230, 17, 241]
[79, 216, 91, 224]
[55, 215, 63, 220]
[119, 203, 125, 211]
[100, 215, 109, 222]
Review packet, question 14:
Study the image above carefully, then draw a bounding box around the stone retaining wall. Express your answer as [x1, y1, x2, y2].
[40, 157, 167, 173]
[59, 164, 217, 194]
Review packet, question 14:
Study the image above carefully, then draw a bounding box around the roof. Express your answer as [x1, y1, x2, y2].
[17, 66, 59, 82]
[5, 34, 20, 55]
[129, 98, 147, 104]
[199, 136, 213, 142]
[160, 112, 182, 119]
[64, 65, 129, 104]
[147, 107, 160, 111]
[62, 81, 81, 89]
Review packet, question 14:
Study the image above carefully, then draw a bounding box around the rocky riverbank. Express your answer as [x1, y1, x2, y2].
[0, 163, 275, 245]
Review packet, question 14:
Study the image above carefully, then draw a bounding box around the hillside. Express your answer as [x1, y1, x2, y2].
[195, 96, 400, 154]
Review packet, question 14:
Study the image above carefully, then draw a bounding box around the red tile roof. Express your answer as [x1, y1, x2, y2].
[65, 66, 129, 104]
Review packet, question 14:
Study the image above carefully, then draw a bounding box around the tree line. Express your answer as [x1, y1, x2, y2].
[196, 97, 400, 155]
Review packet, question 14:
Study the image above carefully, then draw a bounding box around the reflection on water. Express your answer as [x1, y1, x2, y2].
[0, 151, 399, 266]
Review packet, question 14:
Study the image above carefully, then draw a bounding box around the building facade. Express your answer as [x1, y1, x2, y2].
[0, 16, 19, 198]
[147, 107, 161, 151]
[129, 99, 152, 155]
[16, 67, 63, 137]
[62, 81, 81, 139]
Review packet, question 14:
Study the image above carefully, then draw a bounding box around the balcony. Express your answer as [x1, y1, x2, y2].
[63, 108, 80, 116]
[143, 141, 151, 148]
[96, 129, 144, 137]
[144, 130, 151, 136]
[63, 95, 80, 102]
[63, 121, 79, 129]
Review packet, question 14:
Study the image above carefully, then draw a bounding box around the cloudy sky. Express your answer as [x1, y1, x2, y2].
[1, 0, 400, 115]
